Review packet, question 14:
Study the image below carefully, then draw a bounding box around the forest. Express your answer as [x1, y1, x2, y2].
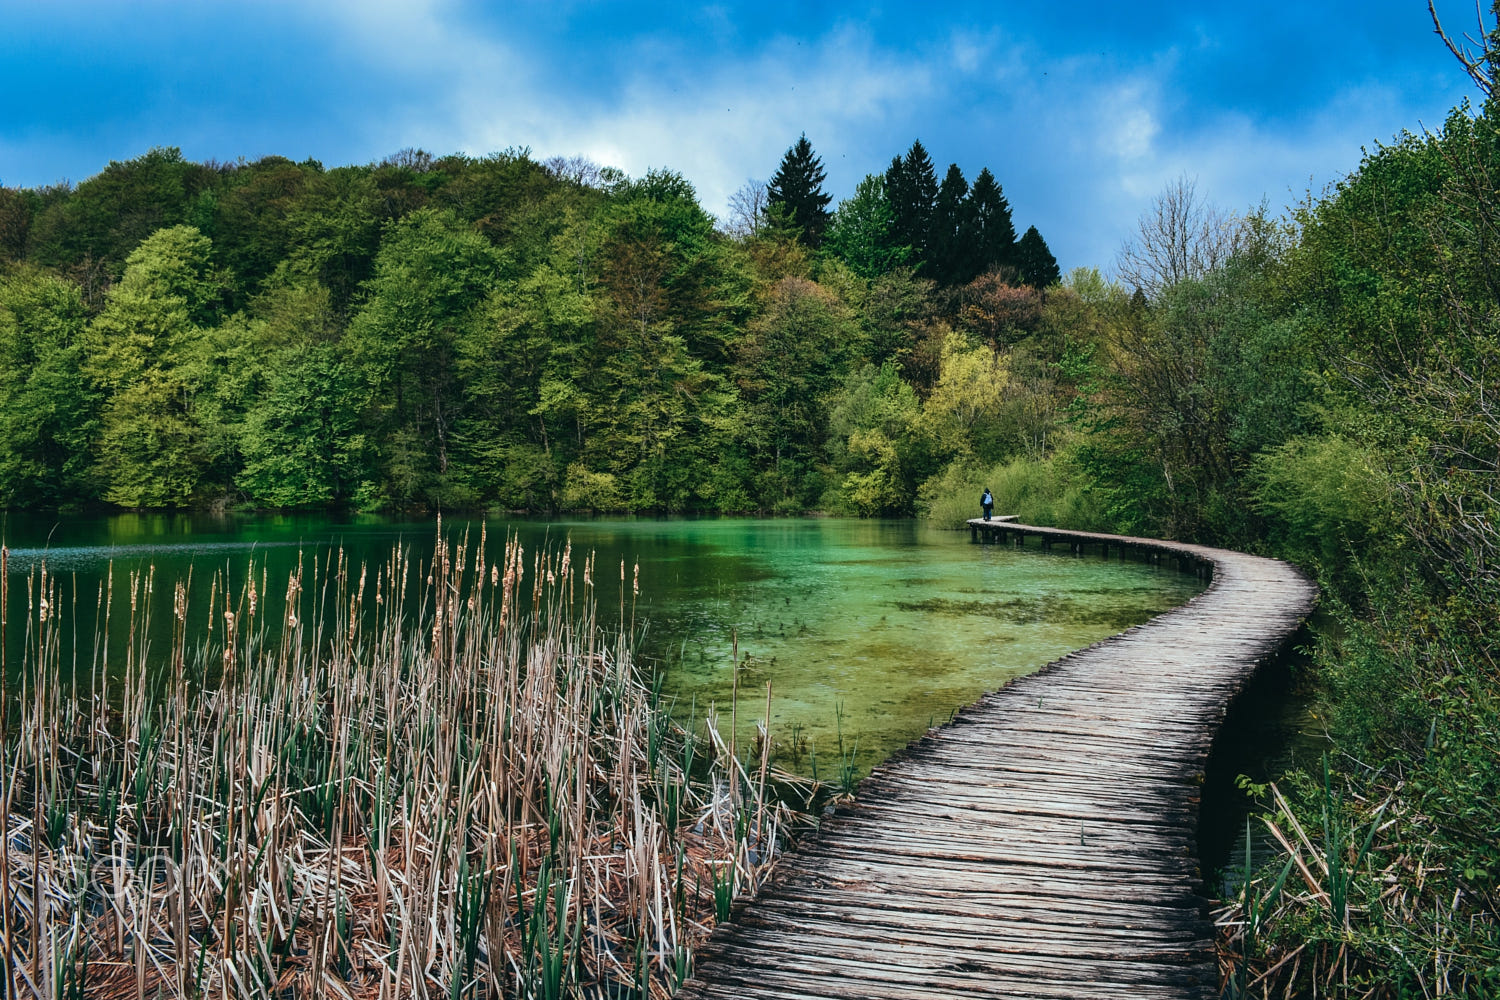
[1, 44, 1498, 995]
[0, 137, 1058, 515]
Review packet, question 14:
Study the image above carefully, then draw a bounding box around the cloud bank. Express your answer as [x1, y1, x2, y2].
[0, 0, 1479, 271]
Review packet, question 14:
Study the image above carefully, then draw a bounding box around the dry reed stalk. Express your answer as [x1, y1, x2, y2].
[1, 530, 816, 999]
[1215, 777, 1498, 999]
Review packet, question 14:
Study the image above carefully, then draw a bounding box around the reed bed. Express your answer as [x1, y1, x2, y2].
[1214, 759, 1499, 998]
[0, 525, 809, 999]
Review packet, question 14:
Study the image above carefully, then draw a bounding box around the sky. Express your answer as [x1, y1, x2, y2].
[0, 0, 1489, 272]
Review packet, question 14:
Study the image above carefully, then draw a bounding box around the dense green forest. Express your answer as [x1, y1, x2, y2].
[2, 47, 1499, 992]
[0, 137, 1059, 515]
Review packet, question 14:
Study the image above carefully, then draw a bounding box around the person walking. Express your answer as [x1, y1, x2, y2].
[981, 487, 994, 521]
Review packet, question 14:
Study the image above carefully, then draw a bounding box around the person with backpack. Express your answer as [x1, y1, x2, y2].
[980, 488, 994, 521]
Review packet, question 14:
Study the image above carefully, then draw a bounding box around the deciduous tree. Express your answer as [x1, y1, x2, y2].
[824, 174, 909, 278]
[237, 344, 372, 507]
[85, 225, 222, 506]
[725, 179, 770, 237]
[0, 270, 97, 505]
[1114, 176, 1241, 298]
[346, 208, 505, 506]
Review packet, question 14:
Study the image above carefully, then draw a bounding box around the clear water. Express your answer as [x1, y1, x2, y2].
[0, 512, 1202, 776]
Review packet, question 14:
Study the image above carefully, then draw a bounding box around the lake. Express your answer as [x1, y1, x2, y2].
[0, 511, 1202, 776]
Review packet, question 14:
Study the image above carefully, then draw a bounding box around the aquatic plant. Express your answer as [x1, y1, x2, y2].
[0, 526, 810, 998]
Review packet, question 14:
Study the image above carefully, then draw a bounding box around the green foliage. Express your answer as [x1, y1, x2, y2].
[237, 344, 373, 508]
[0, 186, 36, 262]
[917, 449, 1108, 530]
[927, 164, 971, 286]
[766, 135, 833, 249]
[965, 168, 1016, 276]
[827, 363, 930, 515]
[736, 277, 856, 510]
[207, 155, 320, 302]
[347, 208, 505, 508]
[885, 141, 937, 266]
[848, 265, 933, 369]
[560, 462, 625, 511]
[86, 226, 222, 506]
[1229, 590, 1500, 997]
[281, 166, 382, 314]
[1217, 99, 1500, 999]
[1013, 225, 1060, 288]
[1249, 435, 1395, 585]
[28, 147, 217, 277]
[920, 334, 1012, 462]
[1098, 259, 1316, 542]
[823, 175, 910, 279]
[0, 270, 97, 505]
[0, 140, 1057, 515]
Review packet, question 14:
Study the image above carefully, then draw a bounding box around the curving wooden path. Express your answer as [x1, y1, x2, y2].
[678, 522, 1317, 1000]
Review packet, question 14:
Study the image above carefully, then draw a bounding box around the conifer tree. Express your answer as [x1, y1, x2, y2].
[966, 168, 1016, 276]
[766, 134, 833, 248]
[883, 155, 910, 247]
[928, 164, 971, 285]
[885, 140, 938, 265]
[1015, 225, 1060, 288]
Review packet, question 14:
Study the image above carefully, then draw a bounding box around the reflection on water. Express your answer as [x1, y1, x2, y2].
[4, 539, 308, 574]
[0, 512, 1202, 777]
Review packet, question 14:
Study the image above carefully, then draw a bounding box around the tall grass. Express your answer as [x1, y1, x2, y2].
[0, 525, 804, 998]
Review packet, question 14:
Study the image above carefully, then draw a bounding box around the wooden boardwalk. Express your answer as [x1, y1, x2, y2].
[678, 521, 1317, 1000]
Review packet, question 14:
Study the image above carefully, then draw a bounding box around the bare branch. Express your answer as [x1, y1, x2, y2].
[1114, 175, 1245, 298]
[723, 179, 770, 238]
[542, 154, 607, 188]
[1429, 0, 1497, 95]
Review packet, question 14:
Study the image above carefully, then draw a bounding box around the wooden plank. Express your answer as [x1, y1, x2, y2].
[678, 522, 1316, 1000]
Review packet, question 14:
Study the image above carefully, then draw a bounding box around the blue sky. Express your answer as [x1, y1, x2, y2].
[0, 1, 1486, 271]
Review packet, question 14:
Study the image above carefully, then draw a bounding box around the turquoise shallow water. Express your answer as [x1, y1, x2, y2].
[0, 512, 1201, 776]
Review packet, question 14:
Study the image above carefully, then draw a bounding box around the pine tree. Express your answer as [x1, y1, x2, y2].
[928, 164, 970, 285]
[1015, 226, 1060, 288]
[966, 168, 1016, 276]
[766, 134, 833, 248]
[885, 140, 938, 266]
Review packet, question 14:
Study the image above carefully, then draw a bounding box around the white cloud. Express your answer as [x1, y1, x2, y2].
[302, 5, 934, 221]
[465, 28, 934, 222]
[950, 31, 996, 75]
[1098, 81, 1163, 167]
[272, 2, 1473, 271]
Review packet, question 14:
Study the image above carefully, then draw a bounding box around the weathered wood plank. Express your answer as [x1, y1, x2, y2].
[678, 522, 1316, 1000]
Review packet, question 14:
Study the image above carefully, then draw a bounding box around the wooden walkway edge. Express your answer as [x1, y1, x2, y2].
[678, 521, 1318, 1000]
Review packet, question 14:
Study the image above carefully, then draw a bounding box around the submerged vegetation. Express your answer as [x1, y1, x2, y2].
[0, 9, 1497, 996]
[0, 530, 812, 998]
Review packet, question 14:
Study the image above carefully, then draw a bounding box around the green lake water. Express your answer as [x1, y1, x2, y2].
[0, 512, 1203, 777]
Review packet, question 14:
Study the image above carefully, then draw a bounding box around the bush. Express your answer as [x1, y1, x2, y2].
[917, 448, 1111, 530]
[561, 462, 625, 511]
[1249, 435, 1397, 584]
